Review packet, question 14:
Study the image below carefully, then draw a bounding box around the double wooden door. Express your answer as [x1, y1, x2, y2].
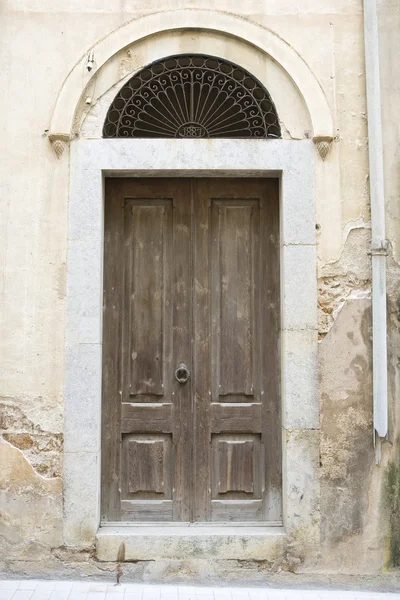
[102, 178, 281, 524]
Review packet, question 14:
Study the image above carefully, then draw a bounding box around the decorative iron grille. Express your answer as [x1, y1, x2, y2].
[103, 54, 281, 139]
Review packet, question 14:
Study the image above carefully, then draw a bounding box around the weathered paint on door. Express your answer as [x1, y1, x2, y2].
[101, 178, 281, 524]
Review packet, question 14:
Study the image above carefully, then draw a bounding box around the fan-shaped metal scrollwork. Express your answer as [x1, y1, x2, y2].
[103, 54, 281, 139]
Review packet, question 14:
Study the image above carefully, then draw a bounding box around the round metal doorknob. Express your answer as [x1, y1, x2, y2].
[175, 363, 190, 384]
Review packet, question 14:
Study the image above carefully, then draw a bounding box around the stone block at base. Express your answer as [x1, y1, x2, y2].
[96, 526, 286, 562]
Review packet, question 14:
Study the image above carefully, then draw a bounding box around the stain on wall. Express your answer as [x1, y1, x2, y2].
[385, 454, 400, 568]
[320, 300, 375, 553]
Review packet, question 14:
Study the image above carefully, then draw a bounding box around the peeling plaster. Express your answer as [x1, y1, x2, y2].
[318, 225, 372, 336]
[0, 439, 63, 563]
[0, 402, 63, 478]
[318, 218, 371, 269]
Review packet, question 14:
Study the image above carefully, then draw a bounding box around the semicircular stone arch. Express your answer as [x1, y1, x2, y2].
[103, 54, 281, 139]
[51, 10, 333, 139]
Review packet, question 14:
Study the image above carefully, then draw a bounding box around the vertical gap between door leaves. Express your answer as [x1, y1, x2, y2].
[190, 178, 195, 524]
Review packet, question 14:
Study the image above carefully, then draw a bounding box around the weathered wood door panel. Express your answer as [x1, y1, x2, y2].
[102, 178, 281, 523]
[102, 179, 192, 522]
[192, 179, 281, 522]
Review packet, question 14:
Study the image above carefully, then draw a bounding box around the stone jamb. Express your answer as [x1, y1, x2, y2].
[64, 138, 319, 557]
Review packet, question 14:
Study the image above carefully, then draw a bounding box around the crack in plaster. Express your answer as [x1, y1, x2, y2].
[279, 120, 304, 140]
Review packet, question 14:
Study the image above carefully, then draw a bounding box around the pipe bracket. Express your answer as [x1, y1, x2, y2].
[368, 240, 390, 256]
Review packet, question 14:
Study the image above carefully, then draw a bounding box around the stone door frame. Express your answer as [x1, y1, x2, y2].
[64, 137, 319, 559]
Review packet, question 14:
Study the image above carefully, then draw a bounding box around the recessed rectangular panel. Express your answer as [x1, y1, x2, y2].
[125, 201, 172, 398]
[211, 433, 263, 522]
[219, 204, 253, 396]
[128, 439, 165, 493]
[218, 440, 254, 494]
[122, 433, 172, 500]
[211, 199, 261, 403]
[212, 434, 262, 500]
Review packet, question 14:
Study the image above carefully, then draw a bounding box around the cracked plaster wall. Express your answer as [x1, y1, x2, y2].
[0, 0, 400, 580]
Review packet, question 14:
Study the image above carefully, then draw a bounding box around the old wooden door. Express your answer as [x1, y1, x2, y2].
[102, 178, 281, 524]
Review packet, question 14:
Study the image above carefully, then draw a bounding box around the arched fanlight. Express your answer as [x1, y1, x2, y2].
[103, 54, 281, 139]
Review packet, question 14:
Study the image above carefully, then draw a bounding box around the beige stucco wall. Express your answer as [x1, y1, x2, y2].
[0, 0, 399, 582]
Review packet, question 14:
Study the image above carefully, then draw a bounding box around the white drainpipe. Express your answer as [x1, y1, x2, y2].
[363, 0, 389, 462]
